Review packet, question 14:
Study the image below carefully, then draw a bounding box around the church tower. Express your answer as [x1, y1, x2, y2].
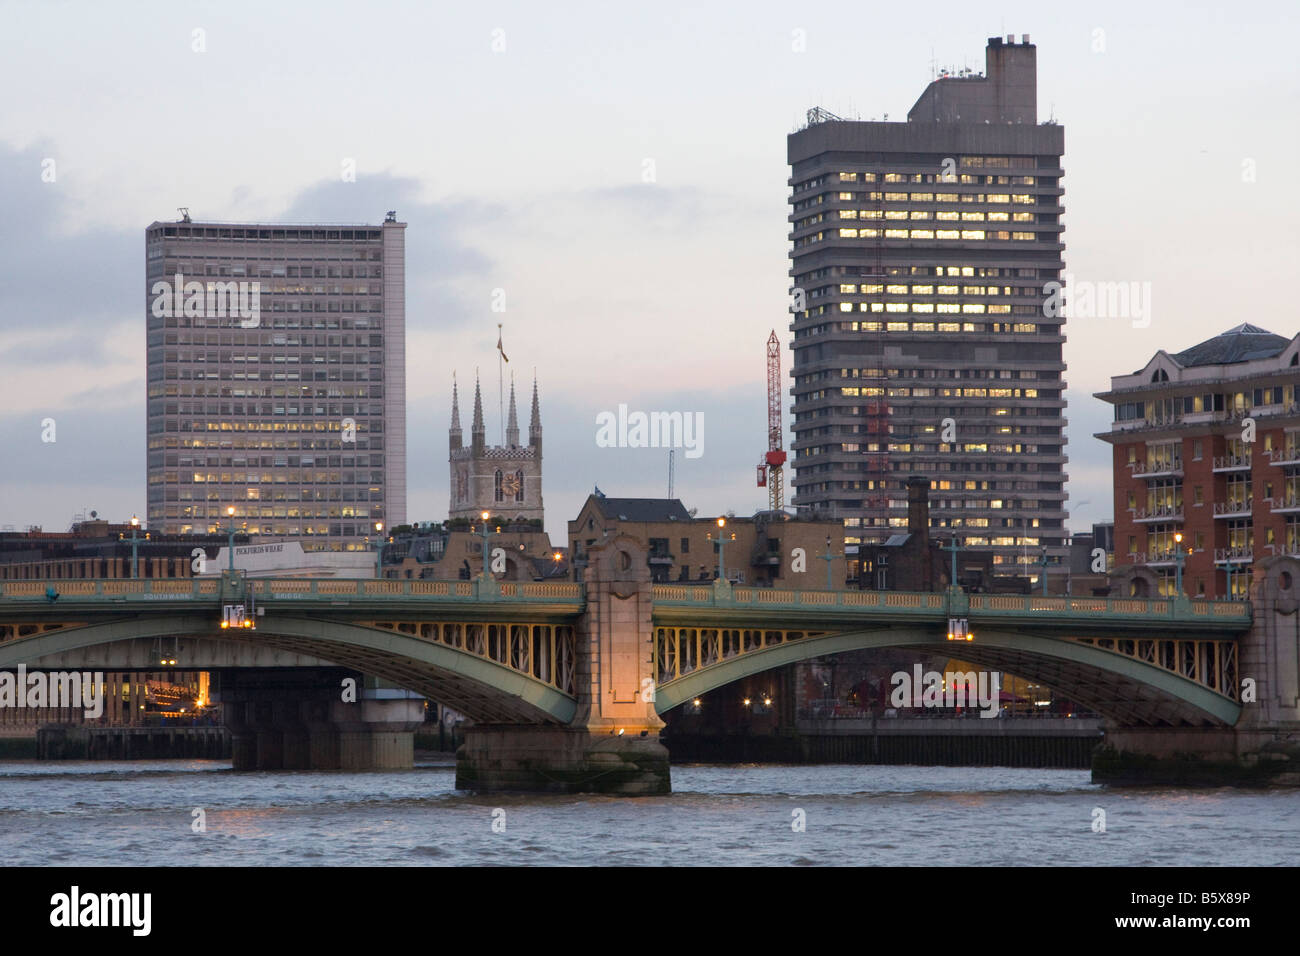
[449, 372, 544, 523]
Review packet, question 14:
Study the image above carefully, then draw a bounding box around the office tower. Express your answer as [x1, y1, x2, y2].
[787, 35, 1068, 581]
[1097, 325, 1300, 599]
[144, 212, 406, 549]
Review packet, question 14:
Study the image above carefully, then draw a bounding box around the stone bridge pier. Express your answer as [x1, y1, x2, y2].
[456, 536, 670, 794]
[215, 668, 425, 771]
[1095, 555, 1300, 786]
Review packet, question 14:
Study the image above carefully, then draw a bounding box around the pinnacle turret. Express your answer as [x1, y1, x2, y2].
[449, 376, 463, 450]
[506, 377, 520, 447]
[528, 374, 542, 458]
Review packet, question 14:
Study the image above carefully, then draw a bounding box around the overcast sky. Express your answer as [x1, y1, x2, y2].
[1, 0, 1295, 541]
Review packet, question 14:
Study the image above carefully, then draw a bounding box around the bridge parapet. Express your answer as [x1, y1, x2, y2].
[650, 583, 1251, 631]
[0, 577, 584, 608]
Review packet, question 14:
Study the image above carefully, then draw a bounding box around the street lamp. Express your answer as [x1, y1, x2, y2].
[479, 511, 492, 579]
[820, 535, 836, 589]
[226, 506, 236, 572]
[1224, 559, 1237, 601]
[1173, 531, 1185, 598]
[128, 515, 141, 579]
[711, 517, 731, 583]
[943, 536, 960, 591]
[1038, 546, 1050, 596]
[373, 521, 385, 578]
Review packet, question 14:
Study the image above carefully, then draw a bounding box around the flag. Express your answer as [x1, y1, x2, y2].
[497, 326, 509, 363]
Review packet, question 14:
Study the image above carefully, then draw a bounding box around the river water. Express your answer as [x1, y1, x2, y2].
[2, 759, 1295, 866]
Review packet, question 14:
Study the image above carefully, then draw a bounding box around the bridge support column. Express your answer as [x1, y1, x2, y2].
[456, 536, 670, 795]
[1094, 557, 1300, 786]
[214, 669, 424, 771]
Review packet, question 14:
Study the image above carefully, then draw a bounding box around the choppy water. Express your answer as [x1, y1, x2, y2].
[1, 759, 1295, 866]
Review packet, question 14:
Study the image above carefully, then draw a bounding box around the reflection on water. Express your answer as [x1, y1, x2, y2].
[1, 759, 1295, 866]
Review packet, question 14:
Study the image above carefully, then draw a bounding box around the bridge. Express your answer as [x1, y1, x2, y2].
[1, 536, 1296, 792]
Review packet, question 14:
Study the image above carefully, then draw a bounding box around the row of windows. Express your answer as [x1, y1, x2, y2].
[152, 369, 381, 383]
[157, 471, 385, 484]
[153, 486, 381, 501]
[153, 226, 384, 241]
[836, 228, 1038, 240]
[838, 209, 1036, 222]
[158, 262, 382, 279]
[152, 334, 384, 349]
[149, 385, 373, 400]
[841, 303, 1017, 314]
[798, 264, 1044, 282]
[1114, 385, 1297, 422]
[840, 283, 1035, 294]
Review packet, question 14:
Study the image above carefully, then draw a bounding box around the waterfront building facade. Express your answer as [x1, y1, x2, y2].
[1096, 325, 1300, 598]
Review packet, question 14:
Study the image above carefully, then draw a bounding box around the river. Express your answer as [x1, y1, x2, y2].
[2, 759, 1295, 866]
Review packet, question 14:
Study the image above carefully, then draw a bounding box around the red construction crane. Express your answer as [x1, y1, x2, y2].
[757, 330, 787, 512]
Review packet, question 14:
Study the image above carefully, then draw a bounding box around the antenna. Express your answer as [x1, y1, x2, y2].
[668, 449, 675, 499]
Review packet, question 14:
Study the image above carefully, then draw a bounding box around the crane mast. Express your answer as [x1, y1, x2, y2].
[757, 330, 787, 513]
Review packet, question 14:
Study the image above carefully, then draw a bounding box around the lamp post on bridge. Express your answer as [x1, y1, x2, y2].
[1173, 531, 1185, 598]
[125, 515, 142, 579]
[225, 506, 236, 572]
[1224, 559, 1237, 601]
[1038, 546, 1050, 596]
[716, 518, 726, 583]
[820, 536, 836, 589]
[373, 521, 385, 578]
[479, 511, 492, 580]
[942, 536, 960, 591]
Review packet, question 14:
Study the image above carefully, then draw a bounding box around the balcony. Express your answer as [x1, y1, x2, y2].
[1212, 454, 1251, 473]
[1132, 504, 1183, 523]
[1213, 499, 1252, 519]
[1214, 547, 1254, 565]
[1132, 461, 1183, 479]
[1269, 493, 1300, 515]
[1266, 444, 1300, 467]
[1128, 550, 1179, 568]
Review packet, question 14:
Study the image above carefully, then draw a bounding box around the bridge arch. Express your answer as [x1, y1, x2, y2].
[0, 615, 576, 724]
[653, 625, 1240, 727]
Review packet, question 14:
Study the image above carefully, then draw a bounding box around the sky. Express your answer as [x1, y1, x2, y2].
[1, 0, 1296, 542]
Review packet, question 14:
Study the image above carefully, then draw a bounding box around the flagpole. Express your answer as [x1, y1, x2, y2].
[498, 323, 504, 447]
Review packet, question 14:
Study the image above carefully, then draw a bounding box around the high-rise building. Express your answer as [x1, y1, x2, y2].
[448, 375, 544, 524]
[786, 35, 1069, 582]
[1096, 325, 1300, 599]
[144, 213, 407, 549]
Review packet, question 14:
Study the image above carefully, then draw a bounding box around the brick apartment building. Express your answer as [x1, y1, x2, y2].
[1096, 325, 1300, 598]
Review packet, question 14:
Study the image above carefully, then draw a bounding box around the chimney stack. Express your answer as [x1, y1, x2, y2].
[907, 476, 933, 592]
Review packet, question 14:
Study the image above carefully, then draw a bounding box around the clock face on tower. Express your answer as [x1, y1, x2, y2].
[502, 474, 521, 497]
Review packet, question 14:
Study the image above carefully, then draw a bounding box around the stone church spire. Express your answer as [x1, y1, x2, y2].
[506, 376, 520, 447]
[449, 375, 462, 451]
[471, 372, 485, 456]
[529, 374, 542, 459]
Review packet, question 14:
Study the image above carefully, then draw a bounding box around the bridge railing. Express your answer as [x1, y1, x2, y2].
[0, 578, 585, 604]
[650, 584, 1251, 624]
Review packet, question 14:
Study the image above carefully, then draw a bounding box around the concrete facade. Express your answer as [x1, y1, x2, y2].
[144, 214, 407, 550]
[787, 34, 1067, 582]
